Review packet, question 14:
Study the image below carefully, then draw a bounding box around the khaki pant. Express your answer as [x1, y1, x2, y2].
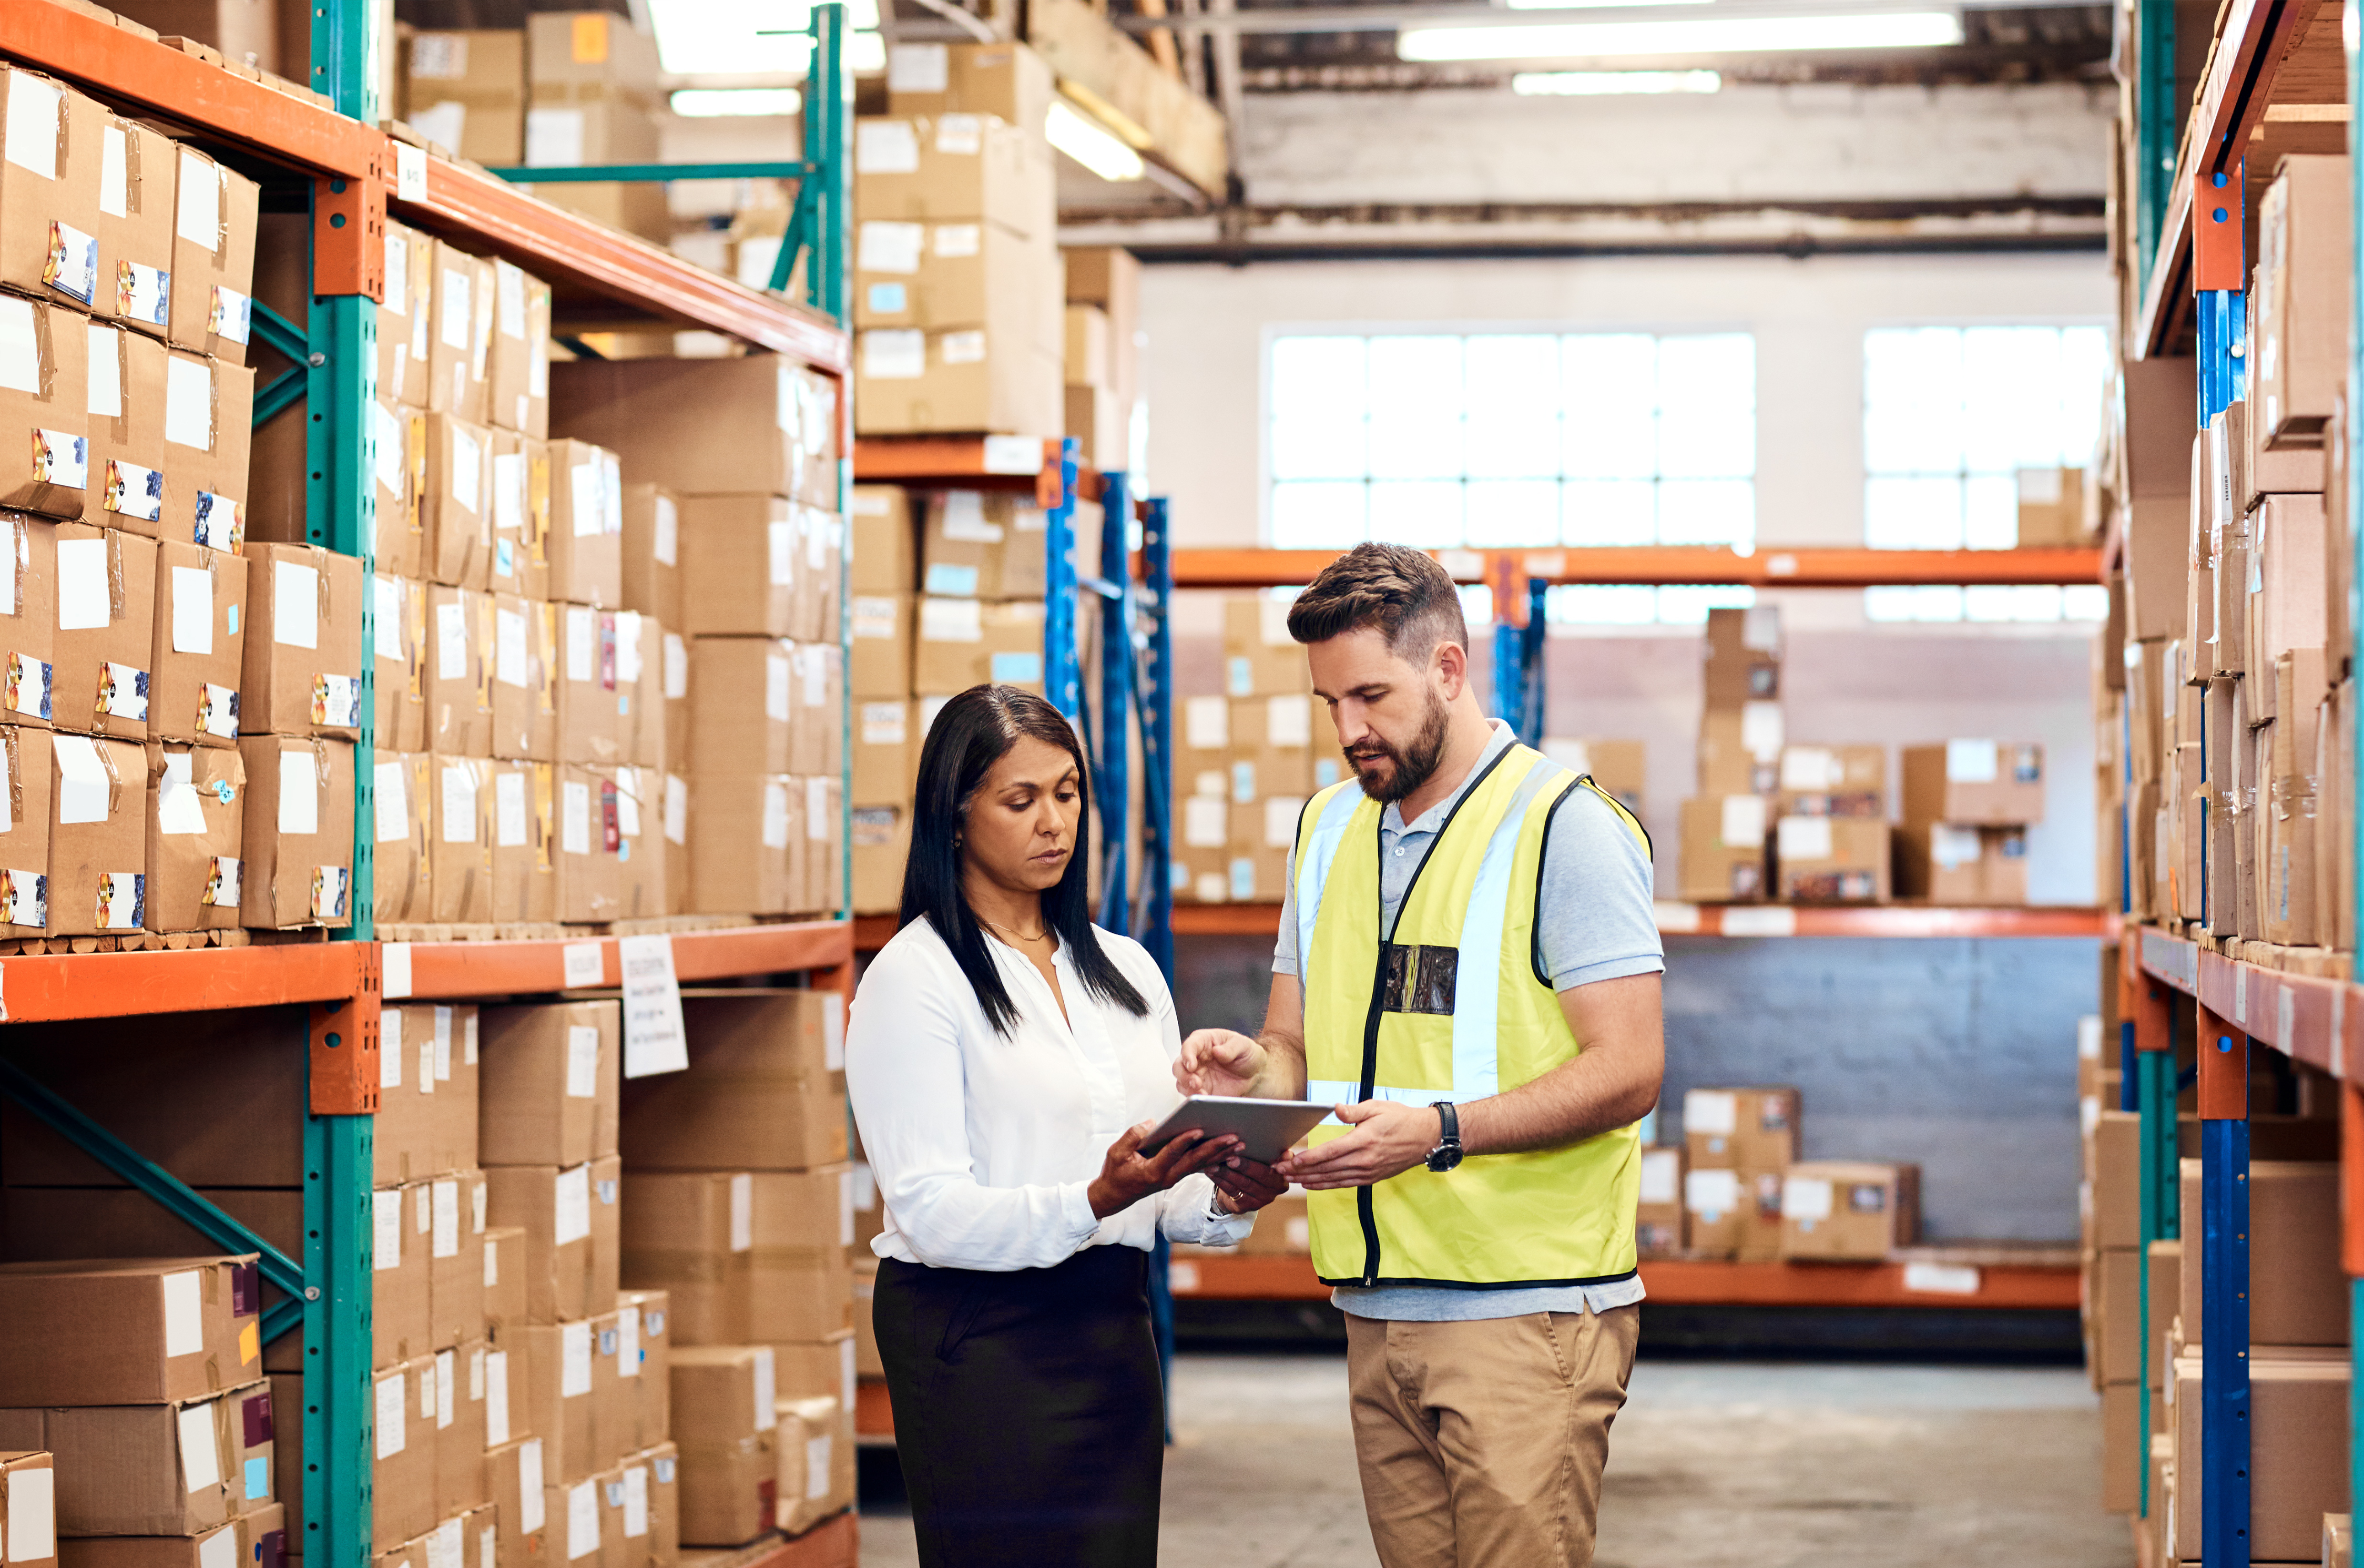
[1345, 1305, 1640, 1568]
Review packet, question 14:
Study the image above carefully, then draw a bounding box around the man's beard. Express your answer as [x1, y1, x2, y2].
[1347, 690, 1450, 805]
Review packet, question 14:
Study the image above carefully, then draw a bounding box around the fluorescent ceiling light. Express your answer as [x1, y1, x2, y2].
[1046, 99, 1145, 181]
[1512, 67, 1721, 91]
[650, 0, 812, 74]
[1400, 11, 1964, 61]
[670, 87, 803, 115]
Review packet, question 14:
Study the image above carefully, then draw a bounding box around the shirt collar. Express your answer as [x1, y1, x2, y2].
[1380, 719, 1515, 837]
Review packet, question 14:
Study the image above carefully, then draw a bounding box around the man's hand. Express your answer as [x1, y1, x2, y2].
[1209, 1154, 1288, 1215]
[1278, 1101, 1442, 1191]
[1177, 1029, 1266, 1097]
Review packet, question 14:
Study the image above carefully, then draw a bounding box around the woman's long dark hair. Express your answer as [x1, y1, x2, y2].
[899, 684, 1148, 1035]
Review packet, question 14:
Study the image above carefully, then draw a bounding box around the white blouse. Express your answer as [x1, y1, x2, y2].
[847, 917, 1255, 1270]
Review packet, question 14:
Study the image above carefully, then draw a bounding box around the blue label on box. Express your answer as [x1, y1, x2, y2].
[991, 651, 1042, 684]
[924, 563, 979, 597]
[244, 1456, 270, 1501]
[867, 283, 907, 312]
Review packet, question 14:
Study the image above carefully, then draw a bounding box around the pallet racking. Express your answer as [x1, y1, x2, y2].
[0, 5, 861, 1566]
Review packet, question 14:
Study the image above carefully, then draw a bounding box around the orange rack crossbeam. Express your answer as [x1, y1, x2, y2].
[0, 941, 372, 1023]
[387, 921, 852, 1001]
[1173, 546, 2105, 590]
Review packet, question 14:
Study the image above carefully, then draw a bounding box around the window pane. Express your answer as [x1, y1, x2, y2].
[1466, 481, 1562, 547]
[1863, 586, 1921, 622]
[1656, 334, 1755, 411]
[1963, 584, 2023, 622]
[1270, 416, 1366, 481]
[1657, 584, 1756, 623]
[1563, 406, 1657, 480]
[1563, 481, 1656, 546]
[1369, 480, 1465, 547]
[1465, 410, 1562, 479]
[1271, 482, 1367, 549]
[1548, 585, 1659, 625]
[1368, 337, 1465, 421]
[1465, 337, 1561, 420]
[1657, 480, 1754, 548]
[2063, 583, 2111, 620]
[1367, 411, 1465, 480]
[1561, 335, 1657, 423]
[1272, 337, 1369, 419]
[1658, 405, 1755, 480]
[1962, 474, 2019, 551]
[1866, 477, 1964, 550]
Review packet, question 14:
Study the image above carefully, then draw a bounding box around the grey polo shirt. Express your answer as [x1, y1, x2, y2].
[1271, 719, 1664, 1321]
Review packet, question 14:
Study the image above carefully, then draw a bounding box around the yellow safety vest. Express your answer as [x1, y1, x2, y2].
[1293, 742, 1650, 1289]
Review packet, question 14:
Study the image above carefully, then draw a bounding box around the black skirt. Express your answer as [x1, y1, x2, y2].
[873, 1244, 1165, 1568]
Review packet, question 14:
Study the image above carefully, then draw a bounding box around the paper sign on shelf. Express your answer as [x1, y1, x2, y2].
[618, 934, 689, 1079]
[561, 940, 603, 989]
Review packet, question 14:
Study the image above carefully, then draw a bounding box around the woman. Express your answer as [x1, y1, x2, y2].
[848, 685, 1285, 1567]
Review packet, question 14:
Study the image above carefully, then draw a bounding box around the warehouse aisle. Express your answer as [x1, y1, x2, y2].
[858, 1353, 2128, 1566]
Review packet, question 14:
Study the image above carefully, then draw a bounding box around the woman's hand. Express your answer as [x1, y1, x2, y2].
[1209, 1154, 1289, 1216]
[1088, 1120, 1239, 1218]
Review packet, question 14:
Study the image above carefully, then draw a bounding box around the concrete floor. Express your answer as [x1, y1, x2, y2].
[857, 1352, 2134, 1567]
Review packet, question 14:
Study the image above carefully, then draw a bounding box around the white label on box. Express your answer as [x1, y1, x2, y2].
[806, 776, 830, 841]
[373, 577, 403, 660]
[56, 538, 109, 631]
[415, 1184, 432, 1236]
[450, 427, 481, 513]
[199, 682, 236, 740]
[1778, 746, 1837, 792]
[381, 1008, 403, 1087]
[157, 752, 208, 836]
[495, 768, 527, 847]
[97, 661, 147, 722]
[617, 1306, 640, 1378]
[753, 1347, 778, 1431]
[492, 451, 524, 536]
[888, 40, 949, 90]
[373, 1372, 405, 1459]
[615, 613, 644, 683]
[802, 646, 828, 708]
[565, 1481, 598, 1561]
[924, 562, 978, 597]
[1743, 604, 1780, 651]
[375, 760, 410, 843]
[623, 1466, 649, 1537]
[761, 780, 791, 849]
[861, 701, 907, 745]
[1902, 1261, 1982, 1296]
[565, 606, 593, 683]
[563, 940, 603, 987]
[279, 749, 319, 836]
[411, 32, 467, 77]
[3, 75, 59, 181]
[767, 517, 799, 587]
[170, 565, 217, 656]
[178, 1401, 222, 1491]
[857, 220, 924, 275]
[53, 734, 111, 826]
[273, 561, 320, 650]
[559, 1318, 594, 1399]
[497, 260, 525, 339]
[934, 222, 981, 259]
[1781, 1175, 1834, 1221]
[653, 495, 678, 565]
[664, 633, 688, 699]
[565, 1023, 600, 1098]
[941, 329, 986, 365]
[440, 266, 472, 351]
[1684, 1088, 1738, 1136]
[87, 324, 121, 417]
[99, 122, 130, 218]
[495, 608, 527, 688]
[372, 402, 406, 496]
[562, 778, 590, 854]
[7, 1465, 54, 1565]
[852, 598, 898, 642]
[569, 462, 600, 538]
[1267, 694, 1313, 747]
[518, 1441, 545, 1532]
[862, 329, 924, 380]
[806, 1434, 832, 1501]
[1638, 1147, 1680, 1205]
[934, 113, 984, 155]
[0, 298, 35, 394]
[1184, 795, 1227, 849]
[555, 1165, 592, 1246]
[1944, 738, 1999, 783]
[382, 231, 409, 317]
[1684, 1167, 1740, 1216]
[1930, 823, 1981, 869]
[434, 601, 469, 681]
[764, 650, 791, 722]
[854, 118, 920, 173]
[161, 1268, 205, 1355]
[485, 1350, 510, 1445]
[938, 490, 998, 543]
[466, 1012, 479, 1067]
[411, 103, 465, 155]
[165, 353, 214, 451]
[1776, 815, 1832, 862]
[106, 459, 162, 523]
[1184, 696, 1229, 750]
[435, 1349, 455, 1429]
[1263, 796, 1302, 850]
[1739, 700, 1782, 760]
[440, 764, 477, 843]
[664, 775, 687, 844]
[1718, 795, 1766, 848]
[373, 1188, 402, 1268]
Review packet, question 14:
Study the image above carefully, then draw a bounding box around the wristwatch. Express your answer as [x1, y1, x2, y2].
[1425, 1101, 1464, 1173]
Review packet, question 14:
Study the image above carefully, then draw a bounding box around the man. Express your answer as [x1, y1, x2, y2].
[1177, 543, 1665, 1568]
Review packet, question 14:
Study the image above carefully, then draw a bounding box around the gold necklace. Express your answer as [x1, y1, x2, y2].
[979, 917, 1051, 943]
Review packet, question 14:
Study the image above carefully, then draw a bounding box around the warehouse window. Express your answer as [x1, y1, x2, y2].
[1266, 331, 1758, 607]
[1860, 324, 2113, 624]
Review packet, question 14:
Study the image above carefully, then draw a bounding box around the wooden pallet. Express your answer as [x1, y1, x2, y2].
[680, 1511, 857, 1568]
[0, 928, 256, 956]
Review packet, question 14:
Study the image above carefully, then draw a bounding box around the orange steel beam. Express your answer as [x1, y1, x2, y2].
[0, 941, 369, 1023]
[850, 437, 1066, 507]
[394, 922, 852, 1000]
[2345, 1085, 2364, 1276]
[1171, 547, 2105, 590]
[0, 3, 378, 175]
[2195, 1000, 2248, 1121]
[1163, 1253, 2078, 1309]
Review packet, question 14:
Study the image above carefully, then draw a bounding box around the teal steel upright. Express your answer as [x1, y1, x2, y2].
[1095, 472, 1133, 934]
[1043, 440, 1085, 723]
[2351, 0, 2364, 1519]
[1139, 498, 1175, 976]
[2134, 0, 2177, 291]
[306, 5, 380, 1566]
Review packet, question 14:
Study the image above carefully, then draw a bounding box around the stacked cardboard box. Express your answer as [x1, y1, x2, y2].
[1673, 1085, 1918, 1263]
[1679, 606, 1781, 902]
[520, 13, 669, 244]
[1894, 741, 2043, 906]
[1772, 744, 1890, 903]
[848, 486, 918, 916]
[2014, 464, 2092, 546]
[1678, 1086, 1800, 1261]
[1061, 249, 1140, 471]
[1538, 738, 1644, 822]
[854, 44, 1063, 437]
[620, 990, 855, 1545]
[546, 353, 846, 919]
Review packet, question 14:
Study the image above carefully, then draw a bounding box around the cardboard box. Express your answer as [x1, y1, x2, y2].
[149, 541, 246, 747]
[239, 544, 364, 740]
[369, 1357, 436, 1548]
[0, 1255, 261, 1405]
[1696, 704, 1781, 796]
[2251, 155, 2351, 450]
[0, 69, 106, 314]
[679, 496, 801, 638]
[1677, 795, 1766, 903]
[883, 40, 1055, 128]
[851, 699, 913, 802]
[686, 775, 794, 915]
[484, 428, 532, 598]
[1774, 744, 1884, 818]
[1682, 1165, 1745, 1259]
[490, 758, 557, 922]
[490, 594, 557, 762]
[0, 1452, 54, 1568]
[620, 1173, 752, 1345]
[236, 735, 354, 928]
[484, 1157, 621, 1328]
[372, 750, 432, 924]
[1899, 741, 2045, 825]
[854, 219, 1061, 350]
[1894, 822, 2028, 905]
[557, 605, 620, 766]
[426, 585, 494, 758]
[849, 801, 908, 915]
[1683, 1085, 1800, 1170]
[1773, 814, 1889, 904]
[547, 356, 839, 510]
[96, 112, 177, 339]
[422, 414, 494, 590]
[1777, 1162, 1918, 1260]
[556, 760, 620, 920]
[485, 1227, 529, 1339]
[485, 1439, 551, 1565]
[668, 1348, 777, 1547]
[1702, 605, 1781, 705]
[0, 1379, 274, 1538]
[2172, 1350, 2349, 1561]
[379, 221, 436, 411]
[620, 990, 845, 1173]
[912, 598, 1043, 694]
[771, 1394, 849, 1536]
[686, 638, 793, 777]
[48, 731, 150, 936]
[84, 322, 168, 537]
[430, 752, 496, 923]
[0, 516, 57, 731]
[2250, 493, 2327, 678]
[0, 727, 52, 933]
[855, 327, 1060, 440]
[621, 485, 681, 629]
[435, 1340, 491, 1514]
[851, 115, 1053, 239]
[482, 999, 621, 1167]
[746, 1168, 853, 1343]
[610, 762, 666, 920]
[2122, 497, 2188, 642]
[614, 612, 664, 770]
[849, 486, 915, 594]
[660, 629, 690, 767]
[2178, 1157, 2344, 1345]
[1635, 1146, 1684, 1257]
[167, 149, 258, 365]
[375, 1002, 482, 1185]
[0, 294, 89, 519]
[1063, 246, 1140, 408]
[144, 740, 244, 931]
[375, 1180, 435, 1366]
[373, 404, 427, 582]
[427, 243, 494, 426]
[52, 523, 156, 742]
[487, 259, 550, 437]
[789, 644, 841, 779]
[619, 1289, 673, 1453]
[1064, 384, 1124, 471]
[2014, 465, 2086, 545]
[547, 440, 622, 608]
[403, 29, 527, 164]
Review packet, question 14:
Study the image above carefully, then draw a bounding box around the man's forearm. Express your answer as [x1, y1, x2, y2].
[1458, 1050, 1656, 1157]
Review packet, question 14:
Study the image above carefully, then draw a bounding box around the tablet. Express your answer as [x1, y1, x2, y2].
[1138, 1095, 1334, 1165]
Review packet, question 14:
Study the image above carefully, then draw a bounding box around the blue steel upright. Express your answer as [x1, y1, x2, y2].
[1043, 439, 1085, 723]
[1095, 472, 1133, 934]
[1139, 498, 1176, 977]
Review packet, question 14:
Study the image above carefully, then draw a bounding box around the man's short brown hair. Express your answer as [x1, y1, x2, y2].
[1285, 543, 1469, 664]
